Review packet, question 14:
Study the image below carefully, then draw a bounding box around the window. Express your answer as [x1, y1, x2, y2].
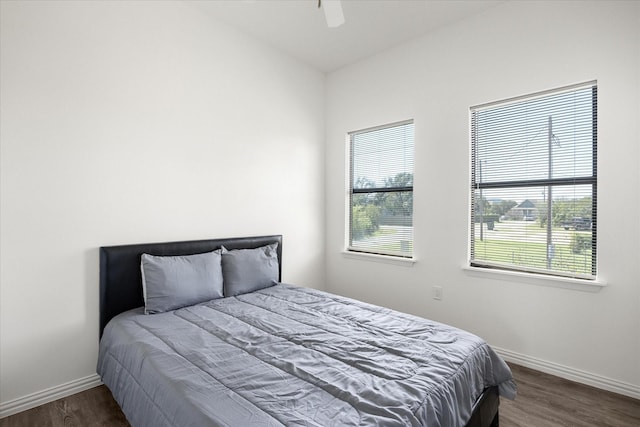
[348, 120, 414, 258]
[470, 82, 597, 279]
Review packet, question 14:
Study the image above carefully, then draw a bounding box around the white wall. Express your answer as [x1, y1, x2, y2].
[326, 0, 640, 396]
[0, 1, 325, 405]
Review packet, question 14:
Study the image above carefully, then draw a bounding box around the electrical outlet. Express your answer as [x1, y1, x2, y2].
[433, 286, 443, 300]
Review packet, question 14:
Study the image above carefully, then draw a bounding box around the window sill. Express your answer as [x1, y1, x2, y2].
[342, 251, 416, 266]
[462, 265, 607, 292]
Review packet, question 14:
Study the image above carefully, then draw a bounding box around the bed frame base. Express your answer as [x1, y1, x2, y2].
[466, 385, 500, 427]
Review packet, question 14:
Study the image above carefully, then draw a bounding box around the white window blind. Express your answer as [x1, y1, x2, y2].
[349, 120, 414, 258]
[470, 82, 597, 279]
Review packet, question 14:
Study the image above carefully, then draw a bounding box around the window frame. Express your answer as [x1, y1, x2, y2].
[469, 82, 598, 280]
[347, 119, 415, 259]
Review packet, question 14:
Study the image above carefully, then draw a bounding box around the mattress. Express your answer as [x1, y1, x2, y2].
[97, 283, 516, 427]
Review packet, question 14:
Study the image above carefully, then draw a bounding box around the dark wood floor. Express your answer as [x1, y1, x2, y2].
[500, 364, 640, 427]
[1, 363, 639, 426]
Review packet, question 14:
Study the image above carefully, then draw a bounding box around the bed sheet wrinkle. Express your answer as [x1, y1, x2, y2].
[100, 332, 248, 427]
[270, 285, 516, 422]
[102, 310, 296, 427]
[279, 285, 463, 343]
[231, 288, 498, 425]
[261, 285, 459, 348]
[164, 304, 368, 426]
[176, 303, 420, 424]
[206, 297, 420, 381]
[238, 289, 436, 369]
[100, 351, 178, 427]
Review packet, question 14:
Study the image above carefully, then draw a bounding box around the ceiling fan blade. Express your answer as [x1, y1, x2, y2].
[322, 0, 345, 28]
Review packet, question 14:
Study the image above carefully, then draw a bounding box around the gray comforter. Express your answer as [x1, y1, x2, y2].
[98, 284, 516, 427]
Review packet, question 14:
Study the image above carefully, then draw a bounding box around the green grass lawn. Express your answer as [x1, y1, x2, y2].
[352, 225, 413, 255]
[474, 237, 593, 275]
[355, 221, 593, 274]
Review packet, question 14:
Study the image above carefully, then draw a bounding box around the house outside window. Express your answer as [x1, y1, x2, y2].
[348, 120, 414, 258]
[470, 82, 597, 279]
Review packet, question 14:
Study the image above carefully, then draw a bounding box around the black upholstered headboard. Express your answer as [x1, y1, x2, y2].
[99, 235, 282, 339]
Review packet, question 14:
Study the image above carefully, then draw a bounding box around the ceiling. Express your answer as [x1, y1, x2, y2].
[190, 0, 505, 73]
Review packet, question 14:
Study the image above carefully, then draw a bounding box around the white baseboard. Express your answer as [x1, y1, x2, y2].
[494, 346, 640, 400]
[0, 374, 102, 419]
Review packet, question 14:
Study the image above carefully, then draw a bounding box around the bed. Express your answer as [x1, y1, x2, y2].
[97, 235, 515, 427]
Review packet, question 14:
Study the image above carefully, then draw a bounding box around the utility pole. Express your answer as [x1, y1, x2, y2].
[547, 116, 553, 269]
[479, 159, 484, 241]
